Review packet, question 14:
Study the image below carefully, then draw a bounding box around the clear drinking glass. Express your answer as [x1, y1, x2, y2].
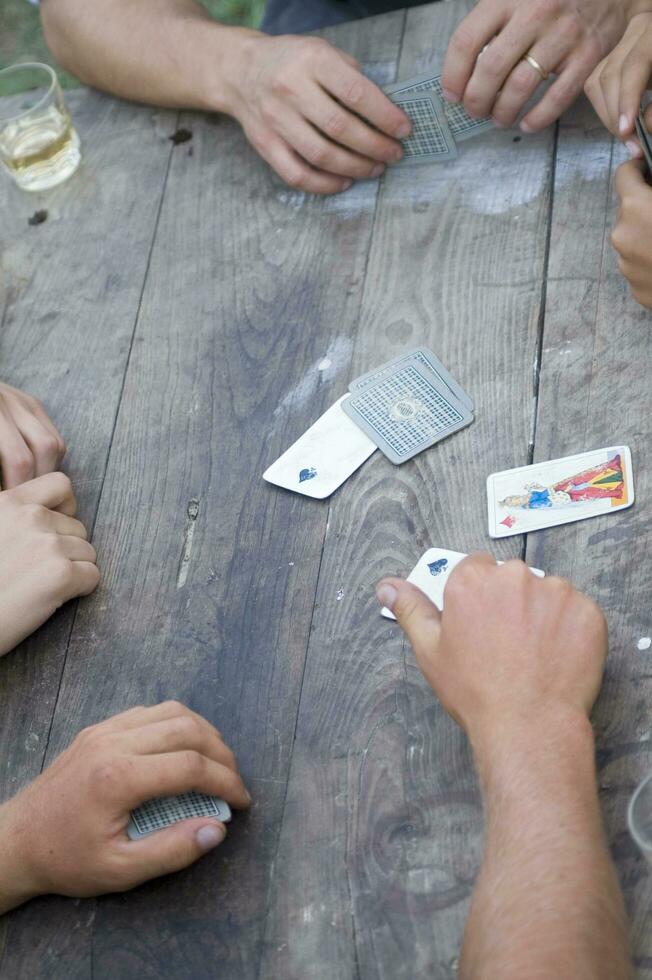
[0, 63, 81, 192]
[628, 770, 652, 862]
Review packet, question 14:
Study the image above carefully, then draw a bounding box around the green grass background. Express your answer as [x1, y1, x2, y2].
[0, 0, 264, 94]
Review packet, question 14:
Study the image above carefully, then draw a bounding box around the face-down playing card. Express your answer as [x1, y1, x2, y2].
[127, 792, 232, 840]
[342, 362, 473, 464]
[385, 71, 493, 143]
[381, 547, 545, 620]
[487, 446, 634, 538]
[350, 346, 474, 413]
[263, 395, 377, 499]
[390, 91, 458, 164]
[636, 110, 652, 173]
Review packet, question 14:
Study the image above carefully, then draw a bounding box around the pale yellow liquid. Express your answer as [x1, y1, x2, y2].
[0, 104, 81, 191]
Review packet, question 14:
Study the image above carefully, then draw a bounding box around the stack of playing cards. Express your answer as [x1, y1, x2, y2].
[636, 104, 652, 174]
[128, 792, 232, 839]
[384, 71, 494, 166]
[263, 347, 474, 499]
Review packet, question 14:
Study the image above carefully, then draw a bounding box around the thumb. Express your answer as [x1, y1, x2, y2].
[125, 818, 226, 884]
[376, 577, 442, 664]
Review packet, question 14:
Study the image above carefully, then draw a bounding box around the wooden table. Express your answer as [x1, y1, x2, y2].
[1, 2, 652, 976]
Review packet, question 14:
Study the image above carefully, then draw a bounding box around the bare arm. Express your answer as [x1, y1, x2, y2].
[40, 0, 411, 195]
[464, 711, 628, 980]
[40, 0, 245, 112]
[377, 556, 630, 980]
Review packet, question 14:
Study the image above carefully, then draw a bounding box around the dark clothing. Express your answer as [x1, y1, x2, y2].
[262, 0, 428, 34]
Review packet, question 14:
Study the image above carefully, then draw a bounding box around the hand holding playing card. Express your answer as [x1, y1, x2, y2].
[376, 554, 607, 743]
[612, 159, 652, 308]
[585, 13, 652, 149]
[230, 34, 411, 195]
[442, 0, 632, 132]
[0, 703, 251, 913]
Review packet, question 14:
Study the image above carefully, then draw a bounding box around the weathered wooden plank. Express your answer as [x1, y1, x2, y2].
[262, 3, 557, 978]
[0, 91, 176, 979]
[525, 96, 652, 979]
[0, 12, 408, 980]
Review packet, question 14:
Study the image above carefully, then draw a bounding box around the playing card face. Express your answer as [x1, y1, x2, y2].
[127, 792, 232, 840]
[487, 446, 634, 538]
[381, 547, 545, 620]
[636, 112, 652, 173]
[342, 362, 473, 464]
[390, 92, 458, 164]
[349, 347, 474, 412]
[385, 71, 493, 141]
[264, 395, 377, 499]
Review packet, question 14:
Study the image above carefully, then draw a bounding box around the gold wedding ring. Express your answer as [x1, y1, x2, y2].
[524, 54, 549, 81]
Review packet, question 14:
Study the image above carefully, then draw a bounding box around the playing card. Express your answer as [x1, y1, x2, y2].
[264, 395, 377, 499]
[381, 547, 545, 620]
[487, 446, 634, 538]
[636, 112, 652, 173]
[385, 71, 493, 141]
[127, 792, 232, 840]
[342, 362, 473, 464]
[349, 346, 474, 413]
[390, 91, 458, 164]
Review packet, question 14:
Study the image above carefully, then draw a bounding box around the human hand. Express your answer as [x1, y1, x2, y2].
[376, 554, 607, 745]
[0, 702, 251, 911]
[228, 33, 411, 194]
[611, 159, 652, 307]
[442, 0, 642, 133]
[0, 472, 99, 657]
[585, 13, 652, 151]
[0, 382, 66, 489]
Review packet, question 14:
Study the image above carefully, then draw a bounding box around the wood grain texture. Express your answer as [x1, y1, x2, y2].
[262, 4, 557, 978]
[525, 96, 652, 979]
[0, 12, 406, 980]
[0, 91, 177, 979]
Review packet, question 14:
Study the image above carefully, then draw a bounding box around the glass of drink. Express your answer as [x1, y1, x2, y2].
[0, 63, 81, 192]
[628, 770, 652, 863]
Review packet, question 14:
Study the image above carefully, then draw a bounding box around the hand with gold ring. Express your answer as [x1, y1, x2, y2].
[441, 0, 646, 133]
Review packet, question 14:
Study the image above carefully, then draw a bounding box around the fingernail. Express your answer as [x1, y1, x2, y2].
[391, 145, 403, 161]
[619, 113, 630, 135]
[196, 823, 225, 851]
[341, 179, 353, 191]
[375, 582, 397, 611]
[442, 88, 459, 103]
[395, 121, 411, 139]
[245, 790, 253, 804]
[626, 139, 641, 158]
[519, 121, 533, 134]
[371, 163, 385, 178]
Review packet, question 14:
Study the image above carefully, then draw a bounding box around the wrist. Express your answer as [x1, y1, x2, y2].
[0, 798, 43, 914]
[469, 704, 595, 793]
[198, 25, 263, 118]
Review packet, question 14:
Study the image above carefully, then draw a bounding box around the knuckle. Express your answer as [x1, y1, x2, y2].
[283, 165, 307, 190]
[305, 141, 331, 168]
[343, 77, 366, 110]
[24, 502, 47, 525]
[269, 70, 295, 100]
[184, 749, 206, 778]
[323, 109, 347, 141]
[12, 452, 34, 480]
[95, 756, 129, 792]
[161, 699, 186, 715]
[48, 470, 72, 495]
[510, 65, 537, 97]
[49, 556, 75, 590]
[173, 713, 202, 743]
[451, 24, 477, 56]
[34, 432, 63, 459]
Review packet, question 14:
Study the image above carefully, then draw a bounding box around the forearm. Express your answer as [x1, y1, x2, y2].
[461, 709, 629, 980]
[40, 0, 257, 114]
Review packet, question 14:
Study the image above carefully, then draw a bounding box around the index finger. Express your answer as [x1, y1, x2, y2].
[121, 753, 251, 810]
[442, 0, 506, 101]
[5, 471, 77, 515]
[318, 61, 411, 139]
